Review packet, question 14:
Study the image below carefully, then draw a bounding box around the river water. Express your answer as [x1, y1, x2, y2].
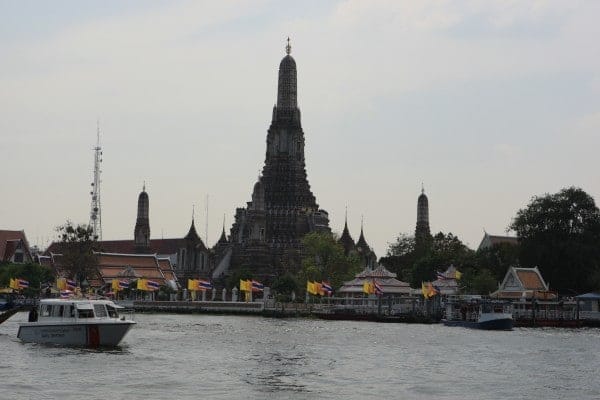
[1, 312, 599, 399]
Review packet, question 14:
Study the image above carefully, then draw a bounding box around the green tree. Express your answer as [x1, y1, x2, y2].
[510, 187, 600, 294]
[475, 242, 520, 282]
[408, 232, 475, 287]
[379, 234, 416, 281]
[299, 232, 361, 290]
[461, 268, 498, 295]
[55, 221, 99, 286]
[0, 262, 54, 297]
[271, 273, 300, 301]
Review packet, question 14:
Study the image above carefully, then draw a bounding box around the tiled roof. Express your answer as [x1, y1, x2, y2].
[95, 253, 168, 285]
[341, 265, 410, 294]
[478, 233, 519, 250]
[157, 258, 177, 283]
[490, 290, 557, 300]
[46, 238, 185, 256]
[339, 277, 411, 294]
[355, 265, 397, 279]
[0, 230, 30, 261]
[515, 269, 546, 290]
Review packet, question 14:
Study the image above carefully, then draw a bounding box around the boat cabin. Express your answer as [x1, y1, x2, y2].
[36, 299, 122, 321]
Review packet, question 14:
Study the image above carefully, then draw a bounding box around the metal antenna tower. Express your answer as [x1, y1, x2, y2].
[89, 121, 103, 241]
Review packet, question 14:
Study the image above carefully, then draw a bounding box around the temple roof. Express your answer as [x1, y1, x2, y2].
[478, 233, 518, 250]
[356, 226, 369, 250]
[339, 219, 355, 250]
[355, 265, 397, 279]
[0, 230, 31, 262]
[490, 266, 554, 299]
[217, 226, 228, 245]
[339, 265, 410, 294]
[184, 219, 201, 241]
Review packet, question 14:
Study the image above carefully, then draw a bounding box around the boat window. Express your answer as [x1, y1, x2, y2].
[41, 304, 51, 317]
[106, 304, 119, 318]
[68, 305, 76, 318]
[77, 309, 94, 318]
[52, 305, 64, 317]
[94, 304, 108, 318]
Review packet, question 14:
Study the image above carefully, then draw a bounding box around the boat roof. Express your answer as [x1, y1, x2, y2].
[39, 298, 120, 307]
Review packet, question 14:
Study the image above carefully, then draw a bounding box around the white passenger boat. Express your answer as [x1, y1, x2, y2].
[18, 298, 135, 347]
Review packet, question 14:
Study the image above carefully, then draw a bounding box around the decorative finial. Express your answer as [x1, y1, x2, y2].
[345, 205, 348, 223]
[192, 204, 195, 221]
[361, 215, 364, 231]
[143, 181, 146, 192]
[421, 182, 425, 194]
[286, 37, 291, 55]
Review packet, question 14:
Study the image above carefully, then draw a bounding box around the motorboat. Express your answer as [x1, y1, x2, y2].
[17, 298, 135, 346]
[442, 297, 513, 330]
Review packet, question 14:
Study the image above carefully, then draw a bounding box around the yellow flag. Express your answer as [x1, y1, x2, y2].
[57, 278, 66, 290]
[137, 278, 147, 291]
[314, 282, 323, 296]
[363, 282, 373, 294]
[421, 282, 429, 298]
[240, 279, 251, 292]
[188, 279, 198, 291]
[455, 270, 462, 280]
[9, 278, 16, 290]
[427, 282, 437, 298]
[112, 279, 119, 292]
[306, 281, 313, 294]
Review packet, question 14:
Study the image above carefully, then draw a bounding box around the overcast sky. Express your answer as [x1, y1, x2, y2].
[1, 0, 599, 257]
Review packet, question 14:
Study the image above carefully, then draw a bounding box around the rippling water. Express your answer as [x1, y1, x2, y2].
[1, 312, 600, 399]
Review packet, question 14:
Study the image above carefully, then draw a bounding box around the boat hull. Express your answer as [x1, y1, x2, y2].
[443, 316, 513, 331]
[17, 321, 135, 347]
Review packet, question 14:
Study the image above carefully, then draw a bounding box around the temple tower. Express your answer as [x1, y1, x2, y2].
[226, 39, 330, 280]
[415, 185, 432, 253]
[134, 184, 151, 253]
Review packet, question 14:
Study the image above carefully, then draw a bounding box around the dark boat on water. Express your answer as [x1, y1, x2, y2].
[442, 297, 513, 331]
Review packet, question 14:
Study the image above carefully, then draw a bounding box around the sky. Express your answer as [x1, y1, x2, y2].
[1, 0, 599, 258]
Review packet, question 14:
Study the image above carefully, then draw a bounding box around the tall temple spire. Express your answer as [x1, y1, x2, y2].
[134, 184, 151, 253]
[415, 185, 432, 252]
[276, 37, 298, 112]
[224, 40, 330, 281]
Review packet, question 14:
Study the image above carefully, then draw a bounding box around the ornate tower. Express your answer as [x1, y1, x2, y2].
[226, 39, 330, 280]
[415, 186, 432, 252]
[134, 184, 151, 253]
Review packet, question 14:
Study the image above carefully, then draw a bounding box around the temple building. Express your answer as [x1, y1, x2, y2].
[338, 265, 411, 297]
[46, 186, 210, 282]
[215, 40, 331, 282]
[0, 230, 33, 264]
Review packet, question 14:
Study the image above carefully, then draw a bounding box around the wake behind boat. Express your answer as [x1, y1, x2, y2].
[442, 297, 513, 331]
[18, 298, 135, 347]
